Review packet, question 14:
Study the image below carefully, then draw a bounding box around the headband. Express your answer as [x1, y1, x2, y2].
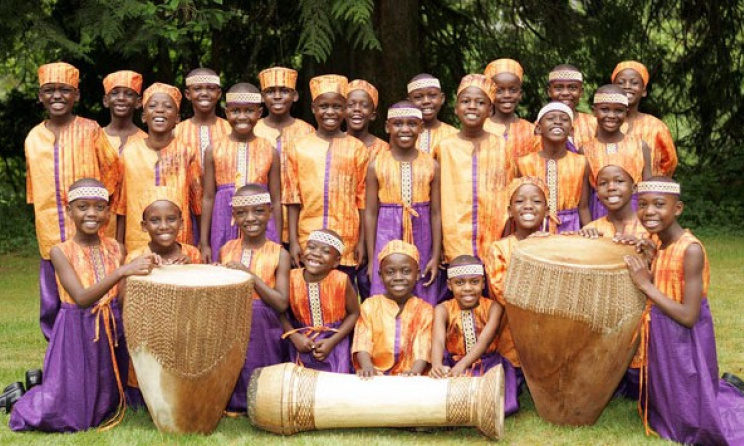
[308, 230, 345, 255]
[38, 62, 79, 88]
[68, 186, 109, 203]
[259, 67, 298, 90]
[143, 82, 182, 110]
[536, 102, 574, 124]
[407, 78, 441, 93]
[378, 240, 420, 265]
[387, 107, 423, 120]
[548, 70, 583, 83]
[636, 181, 680, 196]
[185, 74, 221, 87]
[508, 176, 549, 203]
[593, 92, 628, 106]
[103, 70, 143, 95]
[309, 75, 349, 100]
[232, 193, 271, 207]
[611, 61, 649, 86]
[447, 264, 484, 279]
[484, 58, 524, 82]
[457, 74, 497, 103]
[226, 92, 262, 105]
[348, 79, 379, 108]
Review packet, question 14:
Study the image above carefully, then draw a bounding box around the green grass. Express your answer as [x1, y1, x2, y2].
[1, 234, 742, 444]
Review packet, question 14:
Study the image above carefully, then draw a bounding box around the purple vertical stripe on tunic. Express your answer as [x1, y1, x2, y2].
[393, 317, 402, 367]
[154, 162, 161, 186]
[471, 148, 479, 256]
[53, 143, 66, 242]
[322, 146, 332, 229]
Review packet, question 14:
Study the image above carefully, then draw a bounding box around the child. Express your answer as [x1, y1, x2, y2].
[583, 84, 651, 219]
[483, 59, 536, 160]
[281, 229, 359, 372]
[284, 75, 369, 284]
[517, 102, 591, 232]
[115, 83, 202, 255]
[101, 70, 146, 154]
[201, 83, 281, 262]
[545, 64, 596, 151]
[406, 74, 458, 154]
[9, 179, 156, 432]
[353, 240, 433, 377]
[346, 79, 389, 156]
[434, 74, 514, 263]
[624, 178, 744, 444]
[365, 101, 442, 305]
[220, 184, 290, 414]
[612, 61, 677, 177]
[254, 67, 315, 245]
[484, 176, 551, 416]
[26, 62, 119, 340]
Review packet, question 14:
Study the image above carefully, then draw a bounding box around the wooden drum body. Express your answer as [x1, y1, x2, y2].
[504, 236, 645, 426]
[248, 363, 505, 440]
[124, 265, 254, 434]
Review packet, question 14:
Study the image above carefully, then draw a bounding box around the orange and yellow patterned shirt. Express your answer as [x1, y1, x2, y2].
[583, 135, 645, 188]
[364, 135, 390, 158]
[124, 243, 202, 264]
[517, 150, 586, 213]
[288, 269, 349, 327]
[54, 237, 122, 305]
[583, 216, 649, 239]
[219, 239, 282, 300]
[418, 122, 459, 155]
[174, 117, 232, 172]
[102, 128, 147, 155]
[484, 117, 537, 160]
[442, 297, 498, 360]
[211, 136, 275, 188]
[485, 235, 520, 366]
[621, 114, 676, 177]
[653, 231, 710, 304]
[571, 111, 598, 151]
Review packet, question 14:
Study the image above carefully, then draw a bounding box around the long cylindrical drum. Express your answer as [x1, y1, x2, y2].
[124, 265, 254, 434]
[248, 363, 505, 440]
[504, 235, 646, 426]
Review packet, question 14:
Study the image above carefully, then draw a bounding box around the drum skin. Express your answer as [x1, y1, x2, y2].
[504, 236, 646, 426]
[124, 265, 254, 434]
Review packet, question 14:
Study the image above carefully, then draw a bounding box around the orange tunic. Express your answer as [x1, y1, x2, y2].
[621, 114, 676, 176]
[517, 151, 586, 213]
[174, 118, 232, 171]
[484, 118, 537, 160]
[572, 111, 598, 151]
[485, 235, 520, 366]
[219, 239, 282, 300]
[54, 237, 121, 305]
[418, 122, 459, 155]
[115, 138, 202, 253]
[283, 134, 369, 266]
[212, 137, 275, 188]
[435, 133, 514, 262]
[583, 135, 645, 188]
[103, 128, 147, 155]
[653, 231, 709, 304]
[442, 297, 498, 360]
[352, 295, 433, 375]
[583, 216, 649, 239]
[124, 243, 202, 264]
[288, 269, 349, 327]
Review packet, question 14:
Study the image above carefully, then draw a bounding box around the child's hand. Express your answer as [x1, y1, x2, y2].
[429, 364, 451, 379]
[577, 228, 603, 239]
[398, 370, 422, 377]
[528, 231, 551, 238]
[354, 240, 366, 266]
[289, 242, 303, 268]
[357, 366, 376, 379]
[122, 254, 156, 277]
[289, 333, 314, 354]
[225, 261, 250, 273]
[624, 254, 653, 292]
[312, 339, 333, 362]
[367, 262, 374, 282]
[422, 258, 439, 287]
[450, 364, 467, 377]
[199, 244, 212, 264]
[165, 253, 191, 265]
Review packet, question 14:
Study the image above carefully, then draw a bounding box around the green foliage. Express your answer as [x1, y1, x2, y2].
[298, 0, 380, 62]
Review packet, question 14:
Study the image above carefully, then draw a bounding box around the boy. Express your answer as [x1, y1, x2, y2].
[546, 64, 596, 151]
[346, 79, 389, 155]
[101, 70, 146, 153]
[406, 74, 458, 154]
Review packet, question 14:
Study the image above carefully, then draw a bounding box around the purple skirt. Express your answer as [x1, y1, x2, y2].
[226, 298, 287, 413]
[10, 301, 128, 432]
[647, 299, 744, 445]
[39, 259, 60, 341]
[590, 190, 638, 220]
[288, 320, 352, 373]
[371, 202, 441, 305]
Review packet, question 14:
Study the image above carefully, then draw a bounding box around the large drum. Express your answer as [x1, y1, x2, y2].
[124, 265, 254, 434]
[504, 235, 645, 426]
[248, 363, 505, 440]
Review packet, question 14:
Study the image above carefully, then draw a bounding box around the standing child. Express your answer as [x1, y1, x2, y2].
[406, 74, 458, 155]
[101, 70, 146, 154]
[435, 74, 514, 263]
[346, 79, 389, 156]
[220, 184, 290, 414]
[365, 101, 442, 305]
[115, 83, 202, 254]
[281, 229, 359, 372]
[483, 59, 536, 160]
[624, 178, 744, 444]
[26, 62, 119, 340]
[517, 102, 591, 232]
[545, 64, 596, 151]
[201, 83, 281, 261]
[612, 61, 677, 177]
[9, 179, 156, 432]
[583, 84, 651, 219]
[353, 241, 433, 377]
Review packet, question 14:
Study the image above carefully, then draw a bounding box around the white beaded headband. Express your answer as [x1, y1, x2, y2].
[185, 75, 221, 87]
[537, 102, 574, 123]
[636, 181, 681, 196]
[593, 93, 629, 106]
[232, 193, 271, 207]
[407, 78, 441, 93]
[387, 107, 423, 120]
[549, 70, 583, 82]
[68, 186, 109, 202]
[226, 92, 262, 104]
[308, 231, 345, 254]
[447, 264, 484, 279]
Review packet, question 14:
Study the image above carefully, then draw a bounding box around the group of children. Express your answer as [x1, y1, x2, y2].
[2, 58, 742, 444]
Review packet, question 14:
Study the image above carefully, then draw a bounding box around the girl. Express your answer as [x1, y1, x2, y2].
[281, 229, 359, 373]
[9, 179, 156, 432]
[346, 79, 389, 156]
[406, 74, 458, 155]
[365, 101, 442, 305]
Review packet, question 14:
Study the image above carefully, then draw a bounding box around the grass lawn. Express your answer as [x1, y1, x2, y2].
[1, 233, 742, 445]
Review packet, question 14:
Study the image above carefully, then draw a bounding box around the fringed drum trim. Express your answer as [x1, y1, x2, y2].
[446, 377, 474, 424]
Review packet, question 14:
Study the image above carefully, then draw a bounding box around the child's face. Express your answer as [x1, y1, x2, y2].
[596, 166, 634, 212]
[311, 93, 346, 133]
[232, 200, 271, 239]
[492, 73, 522, 116]
[613, 69, 646, 107]
[535, 111, 572, 143]
[386, 117, 422, 149]
[408, 87, 444, 123]
[593, 102, 627, 133]
[379, 254, 419, 301]
[448, 275, 484, 310]
[67, 198, 109, 236]
[262, 87, 298, 117]
[345, 90, 376, 132]
[103, 87, 141, 119]
[547, 80, 583, 110]
[226, 104, 262, 136]
[141, 201, 182, 248]
[637, 192, 683, 234]
[39, 83, 79, 119]
[302, 240, 340, 275]
[455, 87, 491, 130]
[143, 93, 179, 133]
[185, 83, 221, 114]
[508, 184, 546, 231]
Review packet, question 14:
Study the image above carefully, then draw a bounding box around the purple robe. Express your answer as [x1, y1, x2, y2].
[39, 259, 60, 341]
[287, 320, 352, 373]
[556, 208, 581, 233]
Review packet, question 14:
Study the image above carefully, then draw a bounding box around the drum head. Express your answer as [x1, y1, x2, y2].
[131, 264, 251, 286]
[516, 235, 636, 269]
